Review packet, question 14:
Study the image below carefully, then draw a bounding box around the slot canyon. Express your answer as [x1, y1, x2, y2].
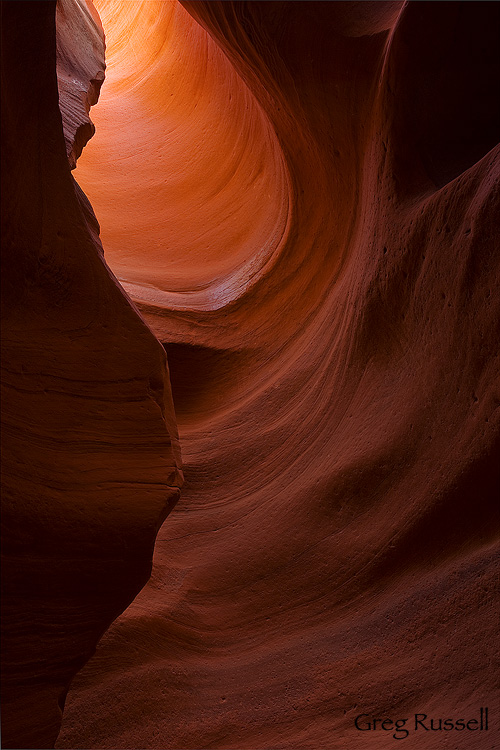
[1, 0, 499, 748]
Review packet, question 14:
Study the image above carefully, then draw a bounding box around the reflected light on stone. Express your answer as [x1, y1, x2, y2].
[76, 0, 289, 311]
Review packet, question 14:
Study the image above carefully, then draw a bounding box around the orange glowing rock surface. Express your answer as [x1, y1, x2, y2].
[1, 1, 499, 749]
[75, 0, 289, 310]
[56, 2, 499, 749]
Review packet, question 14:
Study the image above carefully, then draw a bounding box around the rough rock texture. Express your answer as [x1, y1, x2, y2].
[0, 2, 182, 748]
[56, 0, 106, 169]
[2, 0, 499, 748]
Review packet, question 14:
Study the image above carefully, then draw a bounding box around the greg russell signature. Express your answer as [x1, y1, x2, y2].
[354, 707, 489, 740]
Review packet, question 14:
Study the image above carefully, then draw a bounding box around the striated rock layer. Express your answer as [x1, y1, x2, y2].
[55, 2, 500, 749]
[1, 0, 499, 748]
[0, 2, 182, 748]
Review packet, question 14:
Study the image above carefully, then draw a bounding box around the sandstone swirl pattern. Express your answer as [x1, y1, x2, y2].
[1, 1, 499, 749]
[57, 2, 499, 749]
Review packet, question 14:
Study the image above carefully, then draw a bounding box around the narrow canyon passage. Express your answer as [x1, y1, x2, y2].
[2, 1, 499, 749]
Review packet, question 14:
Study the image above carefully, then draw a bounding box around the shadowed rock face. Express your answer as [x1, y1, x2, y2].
[0, 2, 182, 748]
[2, 1, 499, 749]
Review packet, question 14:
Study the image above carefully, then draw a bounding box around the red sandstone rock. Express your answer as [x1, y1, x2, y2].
[56, 0, 106, 169]
[0, 2, 182, 748]
[2, 1, 499, 749]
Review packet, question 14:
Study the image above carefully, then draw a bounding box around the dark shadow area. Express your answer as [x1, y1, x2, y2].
[163, 342, 250, 423]
[390, 1, 500, 190]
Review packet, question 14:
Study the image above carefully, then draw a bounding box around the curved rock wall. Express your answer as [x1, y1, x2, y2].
[73, 0, 290, 312]
[1, 0, 499, 748]
[56, 2, 500, 748]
